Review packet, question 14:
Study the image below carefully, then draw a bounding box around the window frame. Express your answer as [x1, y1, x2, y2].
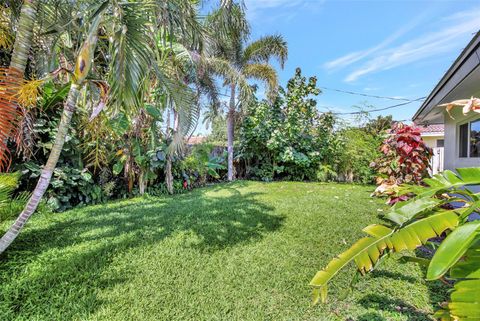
[458, 118, 480, 158]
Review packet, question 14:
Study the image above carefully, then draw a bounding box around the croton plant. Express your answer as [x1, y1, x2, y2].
[371, 122, 432, 203]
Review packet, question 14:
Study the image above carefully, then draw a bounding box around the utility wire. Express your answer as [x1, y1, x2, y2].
[330, 97, 425, 115]
[319, 86, 421, 102]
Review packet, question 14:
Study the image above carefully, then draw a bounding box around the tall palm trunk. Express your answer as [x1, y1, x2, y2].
[165, 156, 173, 194]
[9, 0, 38, 73]
[227, 84, 235, 181]
[0, 84, 80, 253]
[165, 107, 173, 194]
[0, 15, 102, 254]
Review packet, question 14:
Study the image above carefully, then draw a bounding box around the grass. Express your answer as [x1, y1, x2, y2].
[0, 181, 446, 320]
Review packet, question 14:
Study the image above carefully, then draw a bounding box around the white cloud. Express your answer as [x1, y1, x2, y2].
[324, 7, 480, 82]
[244, 0, 324, 21]
[345, 18, 480, 82]
[324, 10, 432, 70]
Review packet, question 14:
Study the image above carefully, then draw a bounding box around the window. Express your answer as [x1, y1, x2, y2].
[436, 139, 444, 148]
[470, 119, 480, 157]
[459, 123, 468, 157]
[459, 119, 480, 158]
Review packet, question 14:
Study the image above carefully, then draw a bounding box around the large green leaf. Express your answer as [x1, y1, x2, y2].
[310, 211, 458, 303]
[385, 197, 442, 226]
[450, 243, 480, 279]
[427, 221, 480, 280]
[401, 168, 480, 198]
[448, 279, 480, 320]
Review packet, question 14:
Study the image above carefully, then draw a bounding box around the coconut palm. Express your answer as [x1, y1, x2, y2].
[205, 3, 288, 181]
[0, 0, 205, 254]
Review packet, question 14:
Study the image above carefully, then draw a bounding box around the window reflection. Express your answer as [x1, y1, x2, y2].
[470, 119, 480, 157]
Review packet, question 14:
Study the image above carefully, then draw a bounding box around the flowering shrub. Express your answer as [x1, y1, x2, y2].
[371, 122, 432, 202]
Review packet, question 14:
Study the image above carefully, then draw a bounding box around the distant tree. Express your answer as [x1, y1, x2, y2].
[205, 2, 288, 181]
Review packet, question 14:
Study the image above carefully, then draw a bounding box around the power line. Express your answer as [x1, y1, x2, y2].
[330, 97, 425, 115]
[319, 86, 422, 102]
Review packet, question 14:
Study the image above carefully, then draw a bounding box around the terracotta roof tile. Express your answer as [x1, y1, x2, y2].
[417, 124, 444, 133]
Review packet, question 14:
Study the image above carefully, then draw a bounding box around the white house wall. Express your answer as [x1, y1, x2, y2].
[444, 107, 480, 170]
[421, 135, 443, 149]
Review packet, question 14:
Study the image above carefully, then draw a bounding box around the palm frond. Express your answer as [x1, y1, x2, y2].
[107, 2, 154, 112]
[0, 172, 19, 207]
[204, 3, 249, 60]
[243, 34, 288, 68]
[13, 105, 37, 160]
[0, 67, 22, 172]
[0, 6, 13, 49]
[243, 63, 278, 100]
[202, 56, 253, 105]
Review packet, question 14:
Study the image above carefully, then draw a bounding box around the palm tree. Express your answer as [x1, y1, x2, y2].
[205, 3, 288, 181]
[0, 0, 38, 171]
[0, 0, 205, 253]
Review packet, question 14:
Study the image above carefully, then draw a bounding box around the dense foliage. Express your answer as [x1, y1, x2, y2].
[310, 167, 480, 320]
[239, 68, 384, 183]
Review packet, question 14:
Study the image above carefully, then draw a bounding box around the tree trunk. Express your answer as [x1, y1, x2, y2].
[227, 84, 235, 181]
[165, 156, 173, 194]
[9, 0, 38, 73]
[165, 107, 173, 194]
[139, 170, 146, 195]
[0, 84, 80, 254]
[0, 13, 102, 254]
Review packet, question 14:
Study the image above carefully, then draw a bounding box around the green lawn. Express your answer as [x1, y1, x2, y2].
[0, 181, 446, 320]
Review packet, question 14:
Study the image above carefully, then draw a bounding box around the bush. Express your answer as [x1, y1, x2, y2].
[371, 122, 432, 202]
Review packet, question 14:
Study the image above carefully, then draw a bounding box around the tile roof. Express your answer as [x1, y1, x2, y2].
[417, 124, 444, 133]
[186, 136, 206, 145]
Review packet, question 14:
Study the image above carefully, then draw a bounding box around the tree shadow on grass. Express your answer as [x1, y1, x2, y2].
[359, 294, 434, 321]
[369, 269, 419, 283]
[0, 185, 283, 319]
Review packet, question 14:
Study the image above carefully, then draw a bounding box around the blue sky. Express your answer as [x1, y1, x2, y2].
[197, 0, 480, 133]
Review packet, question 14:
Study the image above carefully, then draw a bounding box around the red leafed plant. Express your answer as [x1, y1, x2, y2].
[371, 122, 433, 203]
[0, 67, 22, 172]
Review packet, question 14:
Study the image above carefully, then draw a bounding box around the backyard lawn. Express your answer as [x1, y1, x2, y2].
[0, 181, 446, 320]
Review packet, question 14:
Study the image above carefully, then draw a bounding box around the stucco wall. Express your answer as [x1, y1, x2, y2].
[444, 108, 480, 170]
[421, 135, 443, 149]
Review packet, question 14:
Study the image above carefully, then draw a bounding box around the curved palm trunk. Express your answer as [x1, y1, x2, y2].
[9, 0, 38, 73]
[227, 84, 235, 181]
[0, 84, 80, 253]
[0, 14, 102, 254]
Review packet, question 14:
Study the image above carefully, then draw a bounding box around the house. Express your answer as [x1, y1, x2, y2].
[412, 31, 480, 171]
[186, 135, 207, 146]
[418, 124, 444, 175]
[418, 124, 444, 149]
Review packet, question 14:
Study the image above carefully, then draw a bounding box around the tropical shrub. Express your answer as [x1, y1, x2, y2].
[336, 127, 382, 183]
[239, 68, 384, 183]
[180, 143, 226, 186]
[239, 68, 341, 181]
[371, 122, 432, 201]
[310, 167, 480, 320]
